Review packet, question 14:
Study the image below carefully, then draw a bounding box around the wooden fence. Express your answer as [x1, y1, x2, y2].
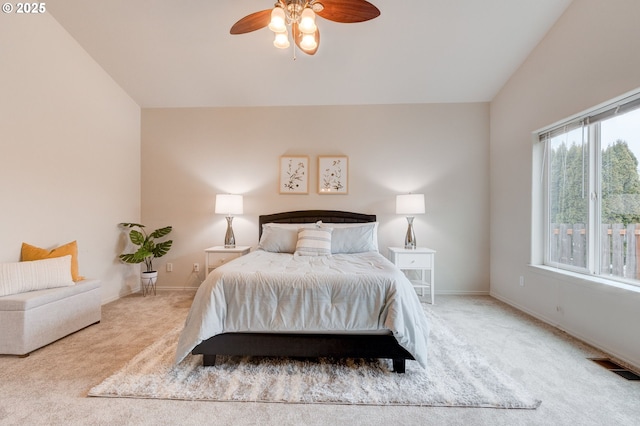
[550, 223, 640, 279]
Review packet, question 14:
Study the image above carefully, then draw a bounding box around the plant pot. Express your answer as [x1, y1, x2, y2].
[140, 271, 158, 296]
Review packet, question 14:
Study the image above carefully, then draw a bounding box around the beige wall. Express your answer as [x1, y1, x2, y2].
[490, 0, 640, 369]
[142, 103, 490, 294]
[0, 13, 141, 303]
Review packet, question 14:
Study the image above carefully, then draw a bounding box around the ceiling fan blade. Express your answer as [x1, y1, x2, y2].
[230, 9, 272, 34]
[314, 0, 380, 23]
[292, 23, 320, 56]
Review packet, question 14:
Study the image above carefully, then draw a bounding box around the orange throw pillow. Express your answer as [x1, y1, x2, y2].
[21, 241, 83, 282]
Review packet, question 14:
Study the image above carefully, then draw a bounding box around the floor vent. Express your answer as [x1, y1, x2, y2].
[589, 358, 640, 381]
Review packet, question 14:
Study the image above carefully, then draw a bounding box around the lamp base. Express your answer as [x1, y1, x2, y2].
[404, 216, 416, 249]
[224, 216, 236, 248]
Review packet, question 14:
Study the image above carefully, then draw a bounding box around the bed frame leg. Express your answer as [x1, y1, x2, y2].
[202, 354, 217, 366]
[392, 358, 406, 374]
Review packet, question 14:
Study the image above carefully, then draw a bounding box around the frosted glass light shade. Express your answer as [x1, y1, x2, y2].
[299, 8, 317, 34]
[268, 7, 286, 33]
[396, 194, 425, 215]
[215, 194, 243, 216]
[273, 31, 290, 49]
[300, 33, 317, 50]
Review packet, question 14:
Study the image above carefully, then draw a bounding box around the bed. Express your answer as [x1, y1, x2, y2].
[175, 210, 429, 373]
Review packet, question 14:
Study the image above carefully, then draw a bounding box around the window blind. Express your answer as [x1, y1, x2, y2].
[538, 92, 640, 142]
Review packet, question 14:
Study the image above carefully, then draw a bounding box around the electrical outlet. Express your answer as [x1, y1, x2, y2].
[519, 276, 525, 287]
[166, 263, 173, 272]
[193, 263, 200, 272]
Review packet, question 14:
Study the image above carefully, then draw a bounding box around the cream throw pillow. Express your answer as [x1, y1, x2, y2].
[0, 255, 75, 297]
[294, 227, 333, 256]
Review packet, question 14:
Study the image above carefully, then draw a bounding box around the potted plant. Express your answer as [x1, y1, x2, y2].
[119, 223, 173, 295]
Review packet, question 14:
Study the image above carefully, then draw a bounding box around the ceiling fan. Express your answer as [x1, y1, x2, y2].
[230, 0, 381, 56]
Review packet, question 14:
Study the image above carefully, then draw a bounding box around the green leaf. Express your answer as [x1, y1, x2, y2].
[119, 222, 145, 229]
[119, 253, 144, 264]
[129, 230, 145, 246]
[150, 226, 172, 239]
[153, 240, 173, 258]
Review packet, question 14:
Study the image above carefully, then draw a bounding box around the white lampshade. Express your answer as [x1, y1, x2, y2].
[300, 33, 317, 51]
[273, 31, 290, 49]
[268, 7, 286, 33]
[299, 8, 317, 34]
[396, 194, 425, 215]
[215, 194, 243, 216]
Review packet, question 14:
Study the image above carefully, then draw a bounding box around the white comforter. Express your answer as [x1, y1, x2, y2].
[175, 250, 430, 368]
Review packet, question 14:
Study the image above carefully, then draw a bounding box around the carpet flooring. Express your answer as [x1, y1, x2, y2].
[2, 292, 640, 425]
[88, 308, 540, 408]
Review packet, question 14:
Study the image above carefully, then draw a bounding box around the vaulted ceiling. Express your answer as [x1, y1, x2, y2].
[48, 0, 572, 108]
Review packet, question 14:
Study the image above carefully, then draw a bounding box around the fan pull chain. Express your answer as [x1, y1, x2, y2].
[292, 39, 297, 60]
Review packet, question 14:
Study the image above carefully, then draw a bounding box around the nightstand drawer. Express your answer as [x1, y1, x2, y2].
[207, 252, 243, 268]
[204, 246, 251, 276]
[395, 253, 432, 269]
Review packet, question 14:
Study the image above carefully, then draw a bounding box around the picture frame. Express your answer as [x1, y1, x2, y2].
[318, 156, 348, 194]
[279, 156, 309, 194]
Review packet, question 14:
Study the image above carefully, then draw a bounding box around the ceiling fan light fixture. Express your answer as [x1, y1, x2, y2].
[268, 7, 286, 33]
[299, 7, 317, 34]
[230, 0, 381, 56]
[300, 32, 317, 51]
[273, 31, 290, 49]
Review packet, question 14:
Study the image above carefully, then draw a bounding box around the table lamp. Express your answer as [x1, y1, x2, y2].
[396, 193, 425, 249]
[215, 194, 243, 248]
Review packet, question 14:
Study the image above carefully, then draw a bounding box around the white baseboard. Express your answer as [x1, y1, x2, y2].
[101, 286, 140, 305]
[437, 290, 490, 296]
[101, 285, 197, 305]
[490, 291, 640, 373]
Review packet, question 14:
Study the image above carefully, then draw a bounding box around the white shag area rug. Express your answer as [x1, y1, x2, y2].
[88, 308, 541, 408]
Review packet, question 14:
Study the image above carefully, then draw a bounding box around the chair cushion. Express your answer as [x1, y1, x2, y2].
[0, 279, 100, 311]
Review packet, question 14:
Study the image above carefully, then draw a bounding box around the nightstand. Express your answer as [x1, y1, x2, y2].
[204, 246, 250, 276]
[388, 247, 436, 304]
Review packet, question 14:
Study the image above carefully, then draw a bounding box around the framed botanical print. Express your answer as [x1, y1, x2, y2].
[318, 156, 348, 194]
[279, 156, 309, 194]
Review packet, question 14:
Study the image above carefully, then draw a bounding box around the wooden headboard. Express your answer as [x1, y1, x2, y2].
[258, 210, 376, 238]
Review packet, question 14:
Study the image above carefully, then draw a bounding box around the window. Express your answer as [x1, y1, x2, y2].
[538, 91, 640, 286]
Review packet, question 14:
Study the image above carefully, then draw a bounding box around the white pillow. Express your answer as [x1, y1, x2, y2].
[258, 224, 300, 253]
[319, 222, 379, 253]
[0, 255, 74, 297]
[294, 227, 333, 256]
[258, 222, 320, 253]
